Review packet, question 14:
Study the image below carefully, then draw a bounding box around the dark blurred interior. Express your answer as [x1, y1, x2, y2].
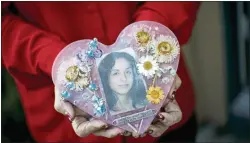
[1, 2, 249, 142]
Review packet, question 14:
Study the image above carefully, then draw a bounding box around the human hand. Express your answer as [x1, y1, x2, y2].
[131, 75, 182, 138]
[54, 87, 123, 138]
[147, 75, 182, 137]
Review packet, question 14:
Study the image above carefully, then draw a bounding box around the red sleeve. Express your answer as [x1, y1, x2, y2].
[1, 3, 82, 142]
[133, 2, 201, 46]
[1, 2, 66, 79]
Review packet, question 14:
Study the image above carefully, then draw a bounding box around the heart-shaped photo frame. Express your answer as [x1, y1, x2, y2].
[52, 21, 180, 134]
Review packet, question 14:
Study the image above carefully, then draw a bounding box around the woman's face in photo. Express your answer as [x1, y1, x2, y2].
[108, 58, 133, 96]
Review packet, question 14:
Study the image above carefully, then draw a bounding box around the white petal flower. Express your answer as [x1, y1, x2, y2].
[75, 77, 90, 91]
[137, 55, 159, 79]
[153, 35, 180, 63]
[78, 65, 91, 77]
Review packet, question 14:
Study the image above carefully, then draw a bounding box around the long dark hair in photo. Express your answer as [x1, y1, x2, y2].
[98, 52, 147, 111]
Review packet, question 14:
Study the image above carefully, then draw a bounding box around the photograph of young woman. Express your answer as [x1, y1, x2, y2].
[97, 49, 148, 115]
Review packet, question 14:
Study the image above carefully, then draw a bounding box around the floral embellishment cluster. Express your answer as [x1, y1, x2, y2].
[59, 38, 106, 117]
[133, 24, 180, 104]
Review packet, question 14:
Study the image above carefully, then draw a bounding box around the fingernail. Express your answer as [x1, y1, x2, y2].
[140, 133, 146, 137]
[101, 124, 108, 129]
[172, 91, 176, 95]
[152, 118, 158, 124]
[168, 91, 176, 101]
[156, 113, 165, 121]
[147, 130, 153, 134]
[65, 112, 73, 122]
[63, 102, 74, 118]
[160, 107, 165, 112]
[120, 131, 128, 136]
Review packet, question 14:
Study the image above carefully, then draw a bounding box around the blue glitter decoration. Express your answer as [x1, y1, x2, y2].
[91, 94, 99, 102]
[61, 90, 70, 98]
[92, 95, 106, 117]
[65, 82, 75, 90]
[86, 50, 95, 59]
[94, 105, 106, 117]
[89, 38, 98, 50]
[89, 83, 98, 91]
[85, 38, 103, 59]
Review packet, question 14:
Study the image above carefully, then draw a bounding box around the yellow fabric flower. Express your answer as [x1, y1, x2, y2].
[146, 86, 164, 104]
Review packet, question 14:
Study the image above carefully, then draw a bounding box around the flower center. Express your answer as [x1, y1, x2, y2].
[143, 61, 153, 70]
[151, 90, 160, 99]
[66, 66, 79, 81]
[136, 31, 150, 46]
[157, 42, 172, 55]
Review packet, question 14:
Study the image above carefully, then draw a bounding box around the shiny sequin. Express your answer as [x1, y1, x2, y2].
[89, 83, 98, 91]
[73, 101, 77, 105]
[92, 95, 106, 117]
[61, 90, 70, 99]
[89, 38, 98, 50]
[65, 82, 75, 90]
[94, 106, 106, 117]
[86, 38, 103, 59]
[86, 50, 95, 59]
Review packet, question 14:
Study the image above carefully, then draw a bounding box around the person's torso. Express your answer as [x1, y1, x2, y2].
[15, 2, 138, 44]
[11, 2, 196, 143]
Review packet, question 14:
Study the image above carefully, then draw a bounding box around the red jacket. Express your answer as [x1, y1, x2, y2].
[2, 2, 200, 143]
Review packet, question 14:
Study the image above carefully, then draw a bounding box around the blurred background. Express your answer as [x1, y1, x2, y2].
[1, 1, 249, 142]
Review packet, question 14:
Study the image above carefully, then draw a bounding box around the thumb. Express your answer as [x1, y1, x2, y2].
[62, 101, 75, 120]
[54, 86, 75, 120]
